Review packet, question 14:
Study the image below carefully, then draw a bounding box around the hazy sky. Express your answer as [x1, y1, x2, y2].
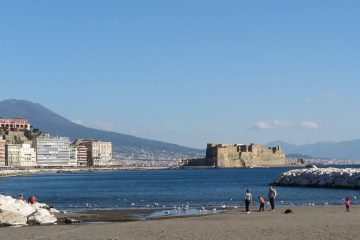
[1, 1, 360, 148]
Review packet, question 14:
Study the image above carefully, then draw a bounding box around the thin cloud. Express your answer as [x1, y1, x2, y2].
[249, 120, 319, 130]
[248, 120, 290, 130]
[304, 97, 313, 103]
[248, 121, 273, 130]
[298, 121, 320, 129]
[326, 91, 337, 98]
[71, 119, 114, 131]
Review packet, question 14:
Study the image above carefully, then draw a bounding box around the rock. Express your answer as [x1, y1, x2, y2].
[0, 209, 28, 226]
[272, 168, 360, 189]
[0, 194, 58, 226]
[64, 217, 82, 224]
[28, 208, 57, 225]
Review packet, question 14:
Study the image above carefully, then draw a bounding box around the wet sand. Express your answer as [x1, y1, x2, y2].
[0, 205, 357, 240]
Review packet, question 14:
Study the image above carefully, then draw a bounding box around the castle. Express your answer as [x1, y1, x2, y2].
[182, 143, 288, 168]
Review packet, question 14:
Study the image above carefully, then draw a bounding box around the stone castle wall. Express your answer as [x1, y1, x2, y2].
[204, 143, 287, 168]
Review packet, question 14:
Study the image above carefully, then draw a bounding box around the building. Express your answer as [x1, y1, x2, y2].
[0, 140, 5, 166]
[0, 118, 31, 132]
[5, 143, 36, 167]
[69, 144, 78, 166]
[34, 133, 76, 167]
[76, 144, 88, 167]
[89, 141, 113, 166]
[5, 144, 20, 166]
[183, 143, 288, 168]
[76, 140, 113, 166]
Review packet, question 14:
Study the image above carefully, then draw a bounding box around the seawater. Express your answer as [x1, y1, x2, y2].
[0, 167, 359, 210]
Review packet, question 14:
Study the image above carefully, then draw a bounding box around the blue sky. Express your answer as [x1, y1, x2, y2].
[1, 1, 360, 148]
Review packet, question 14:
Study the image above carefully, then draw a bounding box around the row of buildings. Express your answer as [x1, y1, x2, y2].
[0, 119, 114, 168]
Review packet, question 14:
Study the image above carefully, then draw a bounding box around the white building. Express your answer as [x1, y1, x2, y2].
[69, 144, 77, 166]
[80, 140, 113, 166]
[34, 134, 76, 167]
[5, 143, 36, 167]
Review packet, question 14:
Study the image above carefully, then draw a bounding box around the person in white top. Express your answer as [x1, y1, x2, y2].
[244, 189, 252, 213]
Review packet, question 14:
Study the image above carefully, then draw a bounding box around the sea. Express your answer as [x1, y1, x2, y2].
[0, 167, 359, 211]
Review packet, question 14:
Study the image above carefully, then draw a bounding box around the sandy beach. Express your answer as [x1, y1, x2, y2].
[0, 205, 357, 240]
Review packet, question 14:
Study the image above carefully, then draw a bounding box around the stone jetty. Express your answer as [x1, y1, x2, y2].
[0, 194, 58, 226]
[272, 168, 360, 189]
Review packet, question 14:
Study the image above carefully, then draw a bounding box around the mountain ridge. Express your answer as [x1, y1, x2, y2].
[0, 99, 203, 158]
[267, 139, 360, 160]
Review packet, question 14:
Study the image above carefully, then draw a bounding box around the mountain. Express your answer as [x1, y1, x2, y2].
[267, 139, 360, 160]
[0, 99, 203, 159]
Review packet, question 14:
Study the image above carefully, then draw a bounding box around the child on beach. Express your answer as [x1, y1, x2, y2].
[345, 197, 350, 212]
[258, 196, 265, 212]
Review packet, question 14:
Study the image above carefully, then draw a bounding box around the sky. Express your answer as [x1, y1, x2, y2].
[1, 0, 360, 149]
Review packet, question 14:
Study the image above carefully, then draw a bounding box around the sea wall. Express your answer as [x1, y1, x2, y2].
[272, 168, 360, 189]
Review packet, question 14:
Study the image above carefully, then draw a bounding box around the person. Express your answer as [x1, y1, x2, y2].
[17, 193, 24, 200]
[345, 197, 350, 212]
[244, 189, 252, 213]
[268, 186, 277, 211]
[258, 196, 265, 212]
[28, 195, 37, 205]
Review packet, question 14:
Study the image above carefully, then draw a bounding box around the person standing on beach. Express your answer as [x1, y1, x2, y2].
[244, 189, 252, 213]
[345, 197, 350, 212]
[258, 196, 265, 212]
[268, 186, 277, 211]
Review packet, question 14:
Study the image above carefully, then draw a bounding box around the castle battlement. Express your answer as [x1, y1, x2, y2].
[196, 143, 288, 168]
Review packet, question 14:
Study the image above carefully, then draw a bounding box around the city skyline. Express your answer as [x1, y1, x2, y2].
[1, 1, 360, 148]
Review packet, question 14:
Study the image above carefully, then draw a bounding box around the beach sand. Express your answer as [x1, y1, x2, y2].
[0, 205, 357, 240]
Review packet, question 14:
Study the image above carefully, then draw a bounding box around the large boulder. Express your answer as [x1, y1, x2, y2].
[0, 194, 58, 226]
[0, 209, 28, 226]
[28, 208, 57, 225]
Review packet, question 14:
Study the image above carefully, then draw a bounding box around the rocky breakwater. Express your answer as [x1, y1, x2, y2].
[272, 168, 360, 189]
[0, 194, 58, 226]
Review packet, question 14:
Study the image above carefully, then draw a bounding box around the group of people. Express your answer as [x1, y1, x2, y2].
[243, 186, 277, 213]
[244, 187, 352, 213]
[17, 193, 37, 204]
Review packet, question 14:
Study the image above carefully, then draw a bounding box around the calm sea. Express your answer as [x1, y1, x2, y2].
[0, 167, 359, 210]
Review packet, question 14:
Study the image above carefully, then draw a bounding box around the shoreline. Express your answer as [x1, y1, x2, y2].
[0, 166, 169, 178]
[0, 205, 357, 240]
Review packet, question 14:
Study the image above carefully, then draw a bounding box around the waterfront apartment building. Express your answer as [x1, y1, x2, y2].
[76, 144, 88, 166]
[69, 145, 77, 166]
[90, 141, 113, 166]
[75, 140, 113, 166]
[34, 134, 76, 167]
[5, 143, 36, 167]
[0, 140, 5, 166]
[0, 118, 31, 132]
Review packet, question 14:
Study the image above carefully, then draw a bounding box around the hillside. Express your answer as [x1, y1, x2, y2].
[0, 99, 204, 160]
[267, 140, 360, 160]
